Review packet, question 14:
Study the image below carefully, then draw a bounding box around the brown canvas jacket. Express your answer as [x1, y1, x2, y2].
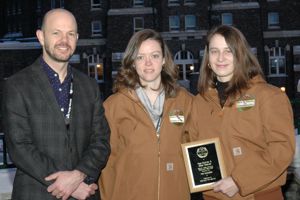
[188, 75, 295, 200]
[99, 87, 193, 200]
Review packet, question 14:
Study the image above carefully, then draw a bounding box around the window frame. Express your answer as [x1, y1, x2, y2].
[59, 0, 65, 8]
[268, 12, 280, 28]
[133, 0, 144, 7]
[184, 0, 195, 4]
[268, 46, 286, 76]
[185, 15, 196, 31]
[0, 133, 14, 169]
[91, 0, 101, 10]
[169, 15, 180, 32]
[168, 0, 180, 6]
[51, 0, 56, 9]
[133, 17, 144, 33]
[91, 21, 102, 37]
[222, 13, 233, 25]
[86, 54, 104, 83]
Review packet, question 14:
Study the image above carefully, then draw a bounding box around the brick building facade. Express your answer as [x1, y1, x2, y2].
[0, 0, 300, 111]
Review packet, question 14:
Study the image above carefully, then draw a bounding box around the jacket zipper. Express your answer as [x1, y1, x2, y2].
[157, 116, 164, 200]
[157, 134, 161, 200]
[140, 105, 164, 200]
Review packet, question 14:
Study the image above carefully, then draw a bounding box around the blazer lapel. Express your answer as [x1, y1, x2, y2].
[30, 58, 66, 124]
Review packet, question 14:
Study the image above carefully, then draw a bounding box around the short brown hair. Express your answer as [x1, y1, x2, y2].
[113, 29, 179, 98]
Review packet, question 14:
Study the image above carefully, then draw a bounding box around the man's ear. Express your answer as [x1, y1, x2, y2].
[36, 29, 44, 46]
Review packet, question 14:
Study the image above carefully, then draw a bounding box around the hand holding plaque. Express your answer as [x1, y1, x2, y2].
[181, 138, 227, 193]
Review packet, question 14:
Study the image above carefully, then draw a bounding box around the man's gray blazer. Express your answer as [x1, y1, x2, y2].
[2, 58, 111, 200]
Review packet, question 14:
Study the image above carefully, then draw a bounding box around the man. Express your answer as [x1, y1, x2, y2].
[2, 8, 110, 200]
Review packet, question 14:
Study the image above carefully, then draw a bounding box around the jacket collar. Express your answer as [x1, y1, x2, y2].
[204, 75, 266, 107]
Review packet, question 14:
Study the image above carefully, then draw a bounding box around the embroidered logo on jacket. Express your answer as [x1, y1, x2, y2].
[232, 147, 242, 156]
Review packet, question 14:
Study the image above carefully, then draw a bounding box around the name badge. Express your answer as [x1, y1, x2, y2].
[169, 109, 184, 124]
[236, 94, 255, 111]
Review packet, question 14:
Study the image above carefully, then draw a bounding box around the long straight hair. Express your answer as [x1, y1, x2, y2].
[198, 25, 263, 105]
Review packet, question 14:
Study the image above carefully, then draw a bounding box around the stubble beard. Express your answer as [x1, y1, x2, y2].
[44, 43, 74, 63]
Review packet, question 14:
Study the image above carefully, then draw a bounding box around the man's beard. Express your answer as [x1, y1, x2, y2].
[44, 43, 74, 62]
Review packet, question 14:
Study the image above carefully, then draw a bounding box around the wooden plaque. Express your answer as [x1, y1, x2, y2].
[181, 138, 227, 193]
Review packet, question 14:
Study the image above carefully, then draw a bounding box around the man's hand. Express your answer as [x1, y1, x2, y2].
[213, 176, 239, 197]
[71, 182, 98, 200]
[45, 170, 86, 200]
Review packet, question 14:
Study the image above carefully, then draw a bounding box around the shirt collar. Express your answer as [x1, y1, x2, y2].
[40, 57, 72, 83]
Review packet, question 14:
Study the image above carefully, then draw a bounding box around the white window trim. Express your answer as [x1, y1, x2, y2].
[174, 50, 194, 80]
[86, 54, 104, 83]
[268, 47, 286, 76]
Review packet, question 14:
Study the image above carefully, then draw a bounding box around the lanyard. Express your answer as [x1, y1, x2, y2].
[155, 114, 162, 137]
[64, 76, 73, 126]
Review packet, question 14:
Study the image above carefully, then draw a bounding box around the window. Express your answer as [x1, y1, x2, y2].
[37, 17, 42, 29]
[86, 53, 104, 83]
[12, 3, 16, 15]
[184, 0, 195, 4]
[268, 47, 286, 76]
[36, 0, 41, 12]
[17, 2, 22, 14]
[134, 17, 144, 32]
[133, 0, 144, 7]
[0, 133, 14, 169]
[174, 50, 194, 80]
[18, 22, 22, 32]
[7, 24, 11, 33]
[7, 7, 10, 16]
[169, 16, 180, 32]
[59, 0, 65, 8]
[222, 13, 233, 25]
[91, 0, 101, 9]
[91, 21, 102, 36]
[185, 15, 196, 31]
[168, 0, 180, 5]
[268, 12, 279, 27]
[51, 0, 56, 8]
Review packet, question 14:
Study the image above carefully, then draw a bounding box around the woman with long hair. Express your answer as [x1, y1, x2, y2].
[188, 25, 295, 200]
[99, 29, 193, 200]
